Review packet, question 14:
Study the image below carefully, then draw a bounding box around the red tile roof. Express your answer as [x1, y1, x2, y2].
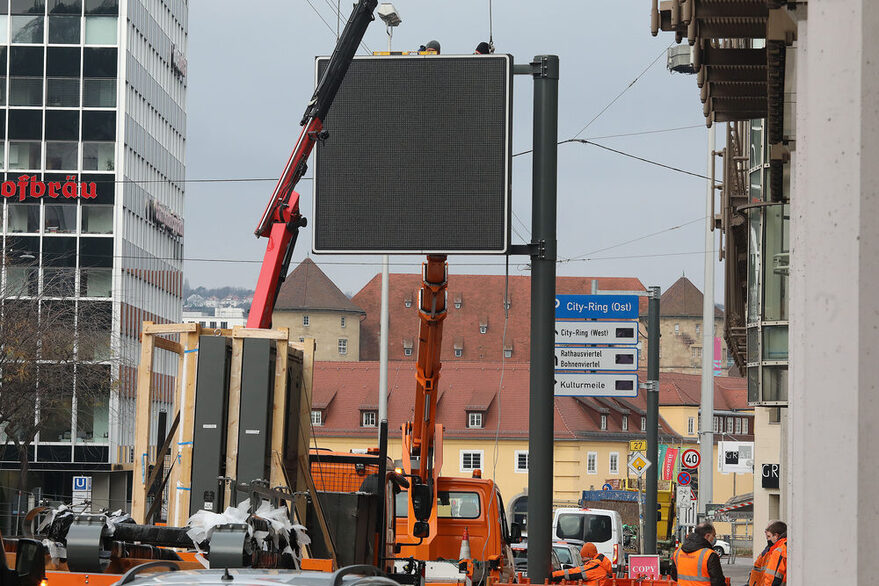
[275, 258, 365, 314]
[660, 276, 724, 318]
[311, 361, 688, 441]
[657, 370, 748, 410]
[352, 273, 648, 362]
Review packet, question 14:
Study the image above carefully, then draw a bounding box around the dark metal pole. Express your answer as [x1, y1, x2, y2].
[644, 286, 661, 554]
[527, 54, 558, 585]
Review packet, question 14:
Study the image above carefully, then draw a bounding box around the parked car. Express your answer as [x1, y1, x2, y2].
[713, 539, 731, 557]
[511, 541, 563, 577]
[552, 540, 584, 569]
[552, 507, 625, 570]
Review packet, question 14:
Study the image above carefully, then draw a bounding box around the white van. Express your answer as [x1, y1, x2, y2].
[551, 507, 625, 570]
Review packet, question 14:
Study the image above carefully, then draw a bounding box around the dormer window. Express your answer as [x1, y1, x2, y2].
[622, 415, 628, 431]
[454, 295, 463, 309]
[311, 410, 323, 426]
[404, 294, 413, 308]
[455, 348, 463, 358]
[404, 347, 413, 357]
[479, 324, 487, 334]
[504, 344, 513, 359]
[468, 412, 483, 429]
[361, 411, 377, 427]
[600, 414, 607, 430]
[403, 338, 414, 357]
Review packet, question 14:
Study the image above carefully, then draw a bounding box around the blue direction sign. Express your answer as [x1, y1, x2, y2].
[677, 471, 692, 486]
[555, 294, 639, 320]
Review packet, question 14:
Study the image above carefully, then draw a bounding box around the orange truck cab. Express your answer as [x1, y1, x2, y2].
[395, 476, 519, 583]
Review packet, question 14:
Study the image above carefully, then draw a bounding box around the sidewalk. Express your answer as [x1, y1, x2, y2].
[721, 555, 753, 584]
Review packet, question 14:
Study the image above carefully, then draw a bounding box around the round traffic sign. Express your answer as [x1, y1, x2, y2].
[677, 471, 691, 486]
[681, 448, 701, 469]
[602, 483, 613, 491]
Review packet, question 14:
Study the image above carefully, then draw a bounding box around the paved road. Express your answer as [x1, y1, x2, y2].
[720, 555, 753, 585]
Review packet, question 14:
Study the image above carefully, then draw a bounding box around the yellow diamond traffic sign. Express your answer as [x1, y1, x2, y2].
[627, 451, 652, 477]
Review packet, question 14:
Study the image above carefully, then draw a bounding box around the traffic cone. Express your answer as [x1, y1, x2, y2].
[459, 526, 471, 559]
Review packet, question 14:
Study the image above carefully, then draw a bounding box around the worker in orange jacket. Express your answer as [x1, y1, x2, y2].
[551, 542, 612, 585]
[670, 523, 726, 586]
[580, 542, 613, 577]
[749, 534, 773, 586]
[762, 521, 787, 586]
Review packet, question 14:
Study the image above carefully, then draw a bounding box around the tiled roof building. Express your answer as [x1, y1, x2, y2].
[352, 273, 647, 362]
[273, 258, 365, 362]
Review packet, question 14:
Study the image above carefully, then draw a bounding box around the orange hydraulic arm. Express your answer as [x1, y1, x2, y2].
[402, 254, 448, 540]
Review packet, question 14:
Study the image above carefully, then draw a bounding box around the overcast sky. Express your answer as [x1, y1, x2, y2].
[183, 1, 723, 300]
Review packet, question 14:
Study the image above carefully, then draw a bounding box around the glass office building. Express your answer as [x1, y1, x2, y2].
[0, 0, 186, 514]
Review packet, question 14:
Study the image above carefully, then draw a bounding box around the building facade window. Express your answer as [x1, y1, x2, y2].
[454, 348, 463, 358]
[514, 450, 528, 473]
[361, 411, 377, 427]
[693, 346, 702, 359]
[311, 410, 322, 426]
[504, 348, 512, 358]
[303, 314, 309, 327]
[587, 452, 598, 474]
[467, 412, 483, 429]
[622, 415, 628, 431]
[714, 416, 722, 433]
[688, 417, 695, 435]
[600, 415, 607, 430]
[735, 418, 742, 434]
[743, 418, 749, 434]
[460, 450, 483, 472]
[641, 416, 646, 431]
[609, 452, 619, 475]
[340, 316, 346, 328]
[338, 339, 347, 355]
[404, 347, 413, 357]
[479, 325, 487, 334]
[674, 323, 680, 335]
[726, 418, 734, 433]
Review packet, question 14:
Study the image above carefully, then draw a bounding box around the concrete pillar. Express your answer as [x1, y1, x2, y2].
[789, 1, 879, 583]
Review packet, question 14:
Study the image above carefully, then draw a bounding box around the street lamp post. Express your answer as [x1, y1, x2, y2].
[376, 4, 400, 433]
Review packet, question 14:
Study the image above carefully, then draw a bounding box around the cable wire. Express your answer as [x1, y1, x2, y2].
[562, 216, 706, 262]
[571, 42, 674, 139]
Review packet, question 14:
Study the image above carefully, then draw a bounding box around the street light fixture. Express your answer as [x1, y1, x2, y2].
[377, 3, 401, 52]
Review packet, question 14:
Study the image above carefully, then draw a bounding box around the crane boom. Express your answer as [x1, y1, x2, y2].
[402, 254, 448, 539]
[247, 0, 377, 329]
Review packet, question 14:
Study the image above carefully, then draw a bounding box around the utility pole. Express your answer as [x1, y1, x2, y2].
[698, 124, 716, 514]
[644, 286, 660, 553]
[523, 54, 558, 585]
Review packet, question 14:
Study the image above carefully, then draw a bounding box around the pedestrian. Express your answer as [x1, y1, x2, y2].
[670, 522, 726, 586]
[551, 542, 611, 585]
[762, 521, 787, 586]
[474, 41, 492, 54]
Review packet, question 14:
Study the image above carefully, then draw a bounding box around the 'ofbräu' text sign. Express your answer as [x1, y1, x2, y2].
[555, 294, 639, 320]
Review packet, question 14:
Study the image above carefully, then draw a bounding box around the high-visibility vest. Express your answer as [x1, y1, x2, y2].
[672, 546, 714, 585]
[749, 546, 771, 586]
[551, 559, 610, 585]
[763, 538, 787, 586]
[595, 553, 613, 575]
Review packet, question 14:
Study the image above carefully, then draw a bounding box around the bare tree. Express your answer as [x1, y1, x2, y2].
[0, 252, 116, 513]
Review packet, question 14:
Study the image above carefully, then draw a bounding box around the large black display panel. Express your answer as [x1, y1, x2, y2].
[313, 54, 512, 254]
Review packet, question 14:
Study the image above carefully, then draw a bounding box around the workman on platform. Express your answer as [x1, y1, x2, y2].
[670, 522, 726, 586]
[551, 542, 612, 585]
[761, 521, 787, 586]
[749, 533, 773, 586]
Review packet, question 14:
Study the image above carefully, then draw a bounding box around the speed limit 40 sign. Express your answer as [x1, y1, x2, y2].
[681, 448, 701, 469]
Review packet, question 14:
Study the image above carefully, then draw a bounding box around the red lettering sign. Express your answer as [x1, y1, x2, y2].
[662, 447, 679, 481]
[0, 175, 97, 202]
